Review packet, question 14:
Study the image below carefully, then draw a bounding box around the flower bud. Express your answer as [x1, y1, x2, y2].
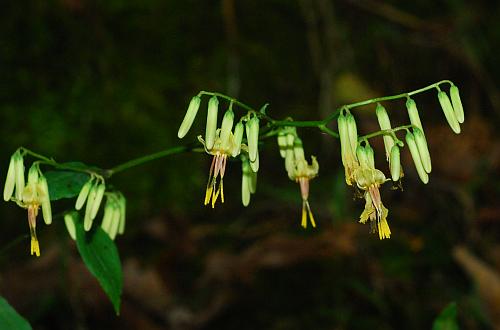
[39, 176, 52, 225]
[250, 151, 259, 173]
[178, 95, 201, 138]
[109, 205, 121, 240]
[389, 145, 401, 181]
[277, 133, 287, 158]
[346, 112, 358, 159]
[356, 145, 369, 168]
[413, 127, 431, 173]
[293, 138, 305, 161]
[101, 199, 114, 234]
[75, 180, 92, 210]
[405, 132, 429, 184]
[84, 184, 97, 231]
[450, 85, 464, 124]
[376, 103, 395, 160]
[205, 96, 219, 150]
[27, 164, 39, 185]
[3, 154, 16, 201]
[231, 122, 244, 157]
[90, 183, 106, 220]
[438, 91, 461, 134]
[220, 109, 235, 150]
[241, 160, 251, 207]
[338, 114, 350, 165]
[406, 98, 423, 131]
[118, 194, 126, 235]
[365, 144, 375, 169]
[64, 212, 77, 241]
[14, 152, 25, 201]
[247, 117, 260, 162]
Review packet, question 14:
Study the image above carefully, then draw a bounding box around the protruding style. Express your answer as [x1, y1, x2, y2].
[280, 132, 319, 228]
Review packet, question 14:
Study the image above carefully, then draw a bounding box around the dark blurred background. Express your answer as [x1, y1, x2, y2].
[1, 0, 499, 329]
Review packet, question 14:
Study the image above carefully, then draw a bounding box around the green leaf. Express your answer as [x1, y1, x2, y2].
[0, 296, 32, 330]
[44, 169, 90, 201]
[432, 302, 459, 330]
[75, 215, 122, 314]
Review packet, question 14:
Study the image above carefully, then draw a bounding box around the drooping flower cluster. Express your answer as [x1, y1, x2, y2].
[277, 128, 319, 228]
[177, 83, 464, 239]
[72, 178, 126, 240]
[177, 94, 259, 208]
[335, 84, 464, 239]
[3, 151, 52, 256]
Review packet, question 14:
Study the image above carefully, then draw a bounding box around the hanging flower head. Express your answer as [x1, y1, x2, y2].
[3, 153, 52, 257]
[353, 142, 391, 239]
[279, 129, 319, 228]
[178, 94, 260, 208]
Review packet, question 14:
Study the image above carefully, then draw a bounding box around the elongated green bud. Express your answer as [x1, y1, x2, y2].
[109, 206, 121, 240]
[365, 144, 375, 169]
[64, 212, 77, 240]
[338, 114, 350, 165]
[118, 194, 126, 235]
[293, 137, 305, 161]
[413, 128, 431, 173]
[346, 112, 358, 158]
[4, 154, 16, 201]
[231, 122, 244, 157]
[406, 98, 423, 131]
[220, 109, 234, 150]
[90, 183, 106, 220]
[246, 117, 260, 162]
[250, 151, 259, 172]
[356, 145, 369, 168]
[75, 180, 92, 210]
[14, 152, 25, 201]
[405, 132, 429, 184]
[241, 160, 251, 207]
[376, 103, 395, 160]
[389, 145, 401, 181]
[84, 184, 97, 231]
[438, 91, 461, 134]
[450, 85, 464, 124]
[101, 199, 114, 233]
[27, 164, 39, 185]
[249, 168, 257, 194]
[178, 95, 201, 138]
[277, 133, 287, 158]
[39, 176, 52, 225]
[205, 96, 219, 150]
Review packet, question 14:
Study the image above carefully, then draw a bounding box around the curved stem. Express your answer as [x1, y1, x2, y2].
[107, 144, 194, 176]
[16, 80, 453, 177]
[21, 148, 99, 176]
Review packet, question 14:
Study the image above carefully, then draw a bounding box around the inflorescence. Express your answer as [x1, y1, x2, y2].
[2, 80, 464, 257]
[178, 82, 464, 239]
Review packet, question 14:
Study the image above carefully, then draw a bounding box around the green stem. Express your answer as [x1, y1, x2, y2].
[107, 145, 192, 176]
[21, 148, 99, 176]
[360, 125, 414, 141]
[16, 80, 453, 177]
[198, 91, 256, 113]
